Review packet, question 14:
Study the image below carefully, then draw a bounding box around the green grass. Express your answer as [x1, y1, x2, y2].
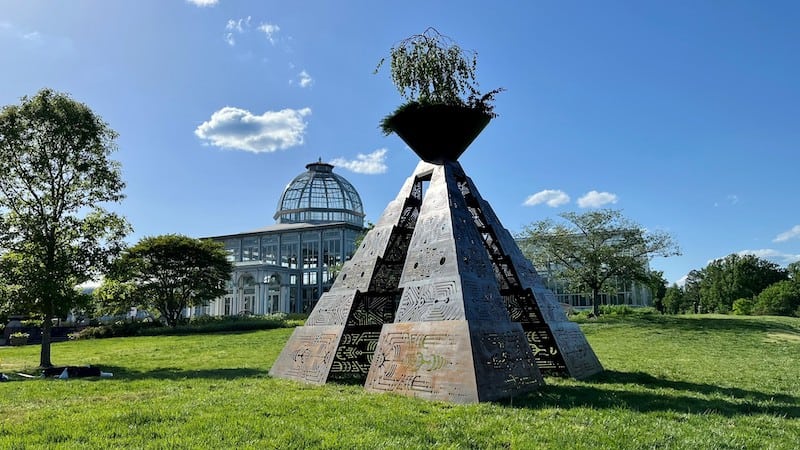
[1, 314, 798, 449]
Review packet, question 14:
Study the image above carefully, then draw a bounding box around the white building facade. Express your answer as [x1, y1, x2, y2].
[198, 161, 365, 317]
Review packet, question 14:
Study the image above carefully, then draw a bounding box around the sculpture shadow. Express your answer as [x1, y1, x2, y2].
[502, 370, 799, 418]
[95, 365, 266, 381]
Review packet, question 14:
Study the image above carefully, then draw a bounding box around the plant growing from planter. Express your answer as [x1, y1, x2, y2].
[375, 28, 503, 163]
[9, 331, 29, 346]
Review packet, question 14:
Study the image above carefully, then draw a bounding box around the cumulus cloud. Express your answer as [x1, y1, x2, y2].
[577, 190, 618, 208]
[195, 106, 311, 153]
[735, 249, 800, 265]
[523, 189, 570, 207]
[187, 0, 218, 6]
[774, 225, 800, 243]
[258, 23, 280, 44]
[331, 149, 388, 174]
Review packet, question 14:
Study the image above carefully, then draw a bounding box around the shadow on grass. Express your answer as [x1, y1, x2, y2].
[96, 365, 266, 381]
[502, 369, 799, 418]
[579, 314, 799, 334]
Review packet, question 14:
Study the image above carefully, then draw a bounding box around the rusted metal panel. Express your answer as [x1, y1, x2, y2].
[268, 325, 344, 384]
[365, 321, 480, 403]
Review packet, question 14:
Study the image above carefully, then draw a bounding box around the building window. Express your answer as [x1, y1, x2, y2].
[242, 237, 259, 261]
[302, 239, 319, 269]
[224, 239, 240, 262]
[262, 236, 278, 265]
[281, 234, 299, 269]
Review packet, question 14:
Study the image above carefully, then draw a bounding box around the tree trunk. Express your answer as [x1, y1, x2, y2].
[39, 313, 53, 368]
[592, 288, 601, 316]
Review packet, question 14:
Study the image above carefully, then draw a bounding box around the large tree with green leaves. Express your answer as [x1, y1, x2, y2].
[519, 209, 679, 315]
[696, 254, 787, 313]
[0, 89, 129, 368]
[100, 234, 232, 327]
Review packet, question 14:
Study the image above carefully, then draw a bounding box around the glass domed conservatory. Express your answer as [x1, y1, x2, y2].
[198, 161, 366, 317]
[275, 162, 364, 226]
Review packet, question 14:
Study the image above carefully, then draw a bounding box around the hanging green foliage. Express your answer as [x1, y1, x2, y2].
[375, 28, 503, 117]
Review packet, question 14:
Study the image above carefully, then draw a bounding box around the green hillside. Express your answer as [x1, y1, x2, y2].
[1, 314, 798, 449]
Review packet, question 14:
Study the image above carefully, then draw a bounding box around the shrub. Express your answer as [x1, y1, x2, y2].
[67, 314, 307, 339]
[753, 280, 800, 317]
[69, 326, 113, 340]
[732, 298, 754, 315]
[600, 305, 635, 316]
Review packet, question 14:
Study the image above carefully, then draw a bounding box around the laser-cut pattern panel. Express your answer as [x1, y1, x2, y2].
[269, 325, 343, 384]
[548, 322, 604, 379]
[329, 328, 381, 379]
[395, 280, 463, 322]
[305, 291, 355, 326]
[365, 321, 478, 403]
[470, 324, 544, 401]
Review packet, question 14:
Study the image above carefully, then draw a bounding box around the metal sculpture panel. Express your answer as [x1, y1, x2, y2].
[365, 321, 479, 403]
[268, 325, 343, 384]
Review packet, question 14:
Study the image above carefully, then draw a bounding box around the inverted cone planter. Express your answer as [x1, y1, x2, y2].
[383, 103, 491, 164]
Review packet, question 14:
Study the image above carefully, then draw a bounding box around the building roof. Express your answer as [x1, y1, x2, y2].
[274, 161, 365, 227]
[207, 221, 361, 240]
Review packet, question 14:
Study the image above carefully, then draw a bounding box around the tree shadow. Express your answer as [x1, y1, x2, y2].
[94, 365, 266, 381]
[590, 314, 800, 334]
[501, 370, 799, 418]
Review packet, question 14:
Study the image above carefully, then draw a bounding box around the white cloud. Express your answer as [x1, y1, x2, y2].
[195, 106, 311, 153]
[187, 0, 218, 6]
[577, 190, 618, 208]
[22, 31, 41, 41]
[331, 149, 388, 174]
[258, 23, 280, 44]
[774, 225, 800, 243]
[523, 189, 570, 207]
[223, 16, 253, 45]
[297, 70, 313, 88]
[674, 274, 688, 287]
[226, 17, 250, 32]
[735, 249, 800, 265]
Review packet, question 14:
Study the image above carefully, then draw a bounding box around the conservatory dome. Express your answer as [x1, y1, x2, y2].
[274, 161, 365, 227]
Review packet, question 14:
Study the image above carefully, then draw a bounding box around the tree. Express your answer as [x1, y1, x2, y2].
[0, 89, 129, 368]
[696, 254, 787, 313]
[753, 280, 800, 317]
[662, 284, 689, 314]
[787, 261, 800, 280]
[643, 270, 668, 313]
[519, 209, 679, 315]
[102, 234, 232, 327]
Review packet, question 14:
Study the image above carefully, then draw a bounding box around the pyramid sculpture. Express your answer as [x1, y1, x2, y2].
[270, 158, 603, 403]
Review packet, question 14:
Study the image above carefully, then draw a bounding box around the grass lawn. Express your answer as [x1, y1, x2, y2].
[1, 314, 798, 449]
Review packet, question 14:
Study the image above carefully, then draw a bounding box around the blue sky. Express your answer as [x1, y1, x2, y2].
[1, 1, 799, 285]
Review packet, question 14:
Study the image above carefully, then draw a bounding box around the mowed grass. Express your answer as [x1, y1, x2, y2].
[1, 314, 798, 449]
